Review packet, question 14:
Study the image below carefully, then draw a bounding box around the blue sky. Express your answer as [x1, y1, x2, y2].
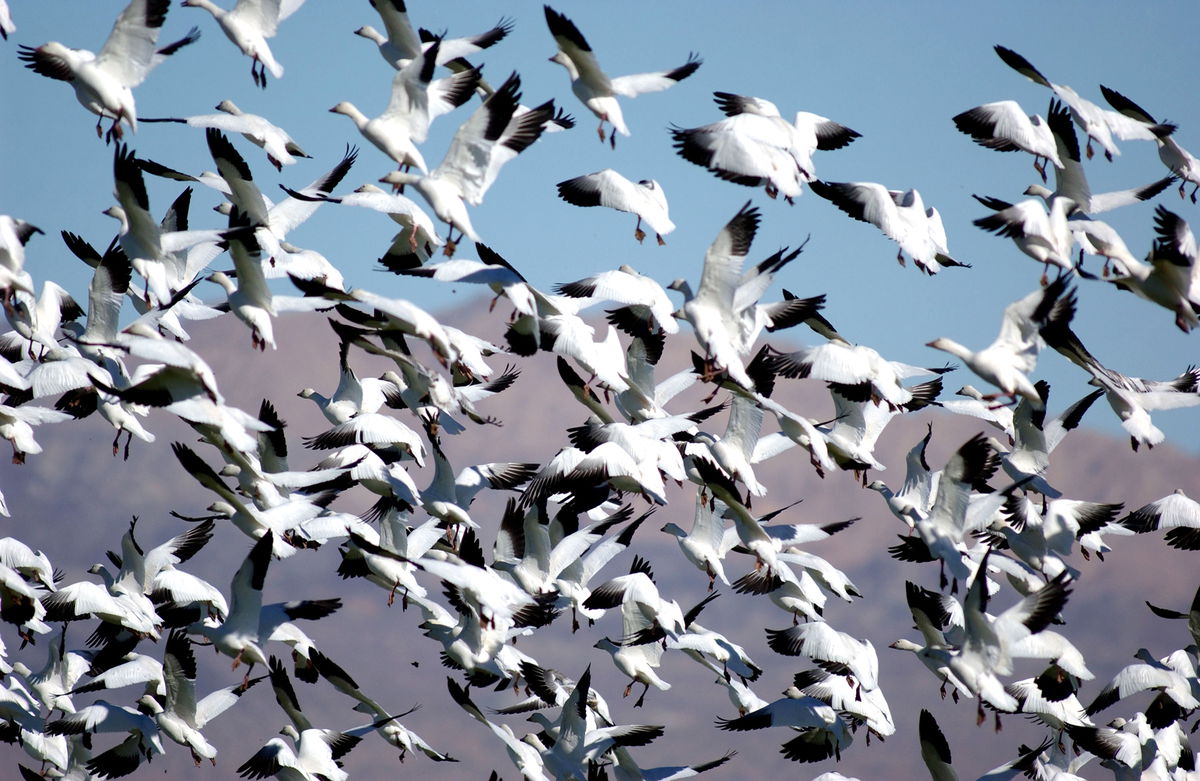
[3, 0, 1200, 449]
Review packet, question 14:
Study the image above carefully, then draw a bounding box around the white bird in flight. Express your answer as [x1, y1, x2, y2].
[544, 4, 700, 148]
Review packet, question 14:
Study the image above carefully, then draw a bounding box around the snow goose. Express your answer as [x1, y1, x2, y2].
[670, 203, 811, 390]
[1004, 674, 1092, 731]
[610, 745, 736, 781]
[0, 538, 56, 593]
[446, 677, 550, 780]
[381, 72, 555, 255]
[104, 516, 227, 623]
[1085, 647, 1200, 718]
[812, 376, 942, 479]
[41, 561, 161, 640]
[44, 699, 166, 778]
[994, 45, 1173, 161]
[345, 288, 457, 366]
[0, 2, 12, 39]
[972, 193, 1081, 283]
[0, 216, 41, 300]
[553, 510, 646, 631]
[661, 496, 734, 590]
[715, 686, 851, 764]
[1101, 84, 1200, 202]
[205, 128, 357, 265]
[343, 516, 437, 607]
[188, 532, 273, 674]
[526, 667, 665, 780]
[749, 393, 837, 479]
[765, 621, 880, 695]
[105, 144, 222, 305]
[280, 183, 442, 269]
[237, 722, 361, 781]
[144, 630, 260, 765]
[927, 276, 1073, 408]
[302, 410, 426, 468]
[555, 265, 678, 334]
[210, 225, 275, 351]
[917, 710, 956, 781]
[544, 5, 700, 147]
[17, 0, 199, 141]
[768, 312, 952, 409]
[952, 99, 1063, 180]
[140, 100, 310, 170]
[556, 170, 675, 244]
[329, 40, 479, 173]
[355, 0, 511, 69]
[672, 91, 861, 201]
[182, 0, 307, 87]
[985, 382, 1103, 498]
[809, 180, 965, 274]
[791, 668, 893, 739]
[1023, 99, 1174, 216]
[959, 551, 1073, 683]
[390, 243, 530, 319]
[0, 403, 73, 463]
[866, 423, 935, 530]
[1105, 205, 1200, 332]
[1118, 489, 1200, 550]
[905, 433, 999, 588]
[1040, 313, 1200, 450]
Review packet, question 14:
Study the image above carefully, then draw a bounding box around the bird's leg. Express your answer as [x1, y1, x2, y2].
[764, 183, 778, 200]
[939, 680, 947, 699]
[1085, 137, 1095, 160]
[993, 712, 1003, 732]
[1040, 263, 1049, 287]
[95, 116, 105, 139]
[112, 430, 122, 458]
[571, 608, 580, 633]
[976, 701, 986, 726]
[896, 249, 906, 268]
[596, 119, 607, 144]
[634, 682, 649, 708]
[623, 681, 633, 698]
[123, 430, 132, 461]
[1191, 183, 1199, 203]
[656, 233, 666, 246]
[105, 115, 124, 144]
[268, 154, 282, 172]
[633, 216, 646, 244]
[10, 446, 24, 465]
[609, 127, 617, 150]
[1033, 155, 1047, 183]
[387, 581, 398, 607]
[443, 227, 458, 257]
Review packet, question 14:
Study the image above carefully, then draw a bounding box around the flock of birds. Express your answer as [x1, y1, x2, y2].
[1, 1, 1200, 779]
